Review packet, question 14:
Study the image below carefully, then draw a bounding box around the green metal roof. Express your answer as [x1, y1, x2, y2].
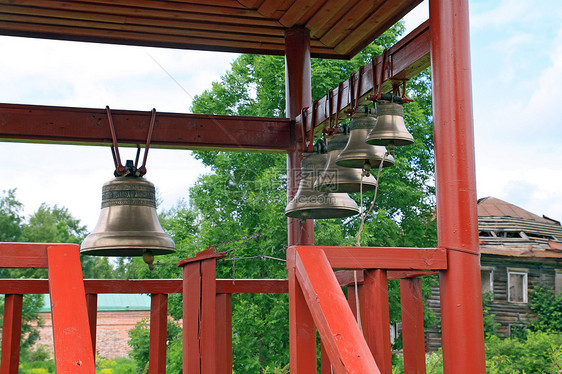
[39, 293, 151, 313]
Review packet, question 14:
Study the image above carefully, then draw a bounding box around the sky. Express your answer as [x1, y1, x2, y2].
[0, 0, 561, 231]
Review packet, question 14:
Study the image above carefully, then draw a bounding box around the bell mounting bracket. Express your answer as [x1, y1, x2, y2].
[106, 106, 157, 177]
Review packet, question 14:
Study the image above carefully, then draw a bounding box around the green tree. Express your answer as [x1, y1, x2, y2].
[0, 189, 24, 242]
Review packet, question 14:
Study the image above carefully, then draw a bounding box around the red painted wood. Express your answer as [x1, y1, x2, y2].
[182, 262, 201, 374]
[296, 246, 447, 270]
[200, 258, 217, 374]
[287, 248, 317, 374]
[336, 270, 365, 287]
[176, 249, 226, 266]
[0, 103, 291, 152]
[149, 294, 168, 374]
[294, 246, 379, 373]
[320, 341, 331, 373]
[295, 22, 430, 133]
[285, 26, 316, 374]
[361, 270, 392, 374]
[0, 278, 288, 295]
[0, 294, 23, 374]
[216, 294, 233, 374]
[400, 278, 426, 374]
[85, 294, 98, 358]
[47, 244, 95, 372]
[347, 285, 359, 320]
[429, 0, 486, 372]
[0, 243, 49, 268]
[387, 270, 438, 281]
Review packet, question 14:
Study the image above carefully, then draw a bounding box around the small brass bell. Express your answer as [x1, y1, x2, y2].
[366, 101, 414, 147]
[81, 173, 176, 257]
[336, 107, 395, 170]
[285, 152, 360, 220]
[315, 132, 378, 193]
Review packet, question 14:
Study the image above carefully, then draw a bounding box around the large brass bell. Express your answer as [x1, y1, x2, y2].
[285, 152, 359, 220]
[314, 133, 378, 193]
[336, 107, 395, 170]
[81, 174, 176, 258]
[366, 101, 414, 146]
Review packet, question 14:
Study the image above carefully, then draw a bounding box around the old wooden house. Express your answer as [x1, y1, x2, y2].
[426, 197, 562, 349]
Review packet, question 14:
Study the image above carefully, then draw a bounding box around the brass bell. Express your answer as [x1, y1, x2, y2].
[81, 175, 176, 257]
[285, 152, 360, 220]
[314, 133, 378, 193]
[336, 107, 395, 170]
[366, 101, 414, 146]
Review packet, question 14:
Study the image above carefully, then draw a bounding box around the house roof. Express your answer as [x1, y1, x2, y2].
[477, 197, 554, 224]
[477, 197, 562, 260]
[39, 293, 151, 313]
[0, 0, 423, 59]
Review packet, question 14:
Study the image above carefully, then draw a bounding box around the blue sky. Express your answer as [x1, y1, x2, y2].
[0, 0, 561, 230]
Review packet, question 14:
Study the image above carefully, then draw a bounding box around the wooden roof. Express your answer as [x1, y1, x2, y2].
[477, 197, 554, 225]
[0, 0, 422, 59]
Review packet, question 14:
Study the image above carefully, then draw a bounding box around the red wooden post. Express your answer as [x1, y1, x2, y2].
[149, 293, 168, 374]
[400, 278, 427, 374]
[361, 270, 392, 374]
[0, 294, 23, 374]
[429, 0, 486, 372]
[320, 341, 331, 373]
[182, 261, 201, 374]
[216, 293, 233, 374]
[85, 293, 98, 358]
[47, 244, 95, 373]
[178, 249, 226, 374]
[285, 26, 316, 374]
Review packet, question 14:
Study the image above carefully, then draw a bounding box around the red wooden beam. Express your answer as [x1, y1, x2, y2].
[47, 245, 95, 373]
[400, 278, 427, 374]
[216, 294, 233, 374]
[149, 294, 168, 374]
[293, 246, 447, 270]
[182, 261, 202, 374]
[291, 246, 380, 373]
[0, 103, 291, 152]
[361, 270, 393, 373]
[0, 294, 23, 374]
[85, 294, 98, 358]
[429, 0, 486, 371]
[295, 21, 430, 133]
[285, 26, 317, 374]
[0, 243, 49, 268]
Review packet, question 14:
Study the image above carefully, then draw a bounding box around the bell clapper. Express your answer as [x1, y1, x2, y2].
[387, 143, 396, 155]
[362, 161, 371, 177]
[143, 250, 155, 271]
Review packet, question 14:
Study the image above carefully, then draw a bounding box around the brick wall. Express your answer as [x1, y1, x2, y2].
[35, 309, 150, 359]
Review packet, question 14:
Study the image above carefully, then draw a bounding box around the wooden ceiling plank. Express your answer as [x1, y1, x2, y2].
[257, 0, 293, 18]
[71, 0, 261, 17]
[237, 0, 265, 9]
[3, 0, 280, 27]
[166, 0, 247, 8]
[336, 0, 423, 56]
[0, 13, 285, 44]
[309, 0, 359, 40]
[0, 19, 340, 57]
[306, 0, 353, 38]
[278, 0, 317, 28]
[0, 20, 291, 54]
[319, 0, 380, 47]
[0, 4, 285, 36]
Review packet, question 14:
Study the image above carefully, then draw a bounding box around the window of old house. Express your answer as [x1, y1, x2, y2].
[507, 269, 528, 303]
[481, 267, 494, 294]
[555, 269, 562, 295]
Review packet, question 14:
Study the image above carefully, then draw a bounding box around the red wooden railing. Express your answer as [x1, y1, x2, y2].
[0, 243, 442, 373]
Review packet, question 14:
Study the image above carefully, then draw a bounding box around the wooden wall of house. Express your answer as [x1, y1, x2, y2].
[424, 257, 561, 351]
